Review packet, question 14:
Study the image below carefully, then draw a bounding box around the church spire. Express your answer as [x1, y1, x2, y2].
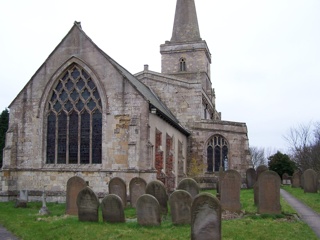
[170, 0, 201, 42]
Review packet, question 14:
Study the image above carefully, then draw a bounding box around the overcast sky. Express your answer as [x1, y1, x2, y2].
[0, 0, 319, 154]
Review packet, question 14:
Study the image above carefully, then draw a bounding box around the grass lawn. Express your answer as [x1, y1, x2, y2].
[0, 189, 318, 240]
[282, 185, 320, 213]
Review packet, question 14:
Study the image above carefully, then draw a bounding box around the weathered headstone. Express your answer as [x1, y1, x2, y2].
[246, 168, 256, 189]
[254, 165, 268, 205]
[66, 176, 87, 215]
[101, 194, 125, 223]
[303, 169, 318, 193]
[169, 190, 192, 225]
[15, 190, 28, 208]
[256, 165, 268, 180]
[220, 169, 241, 212]
[258, 170, 281, 214]
[109, 177, 127, 207]
[177, 178, 200, 199]
[136, 194, 161, 226]
[76, 187, 99, 222]
[301, 171, 305, 189]
[191, 193, 221, 240]
[146, 180, 168, 215]
[129, 177, 147, 208]
[292, 170, 302, 188]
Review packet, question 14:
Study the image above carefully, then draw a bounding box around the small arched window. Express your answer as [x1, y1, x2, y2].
[179, 58, 186, 72]
[207, 135, 228, 172]
[46, 64, 102, 164]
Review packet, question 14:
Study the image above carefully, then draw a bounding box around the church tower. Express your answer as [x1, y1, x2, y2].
[160, 0, 212, 99]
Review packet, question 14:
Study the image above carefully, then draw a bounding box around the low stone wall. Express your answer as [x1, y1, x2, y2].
[0, 169, 157, 202]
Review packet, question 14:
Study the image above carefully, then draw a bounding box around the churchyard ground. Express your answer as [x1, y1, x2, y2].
[0, 189, 318, 240]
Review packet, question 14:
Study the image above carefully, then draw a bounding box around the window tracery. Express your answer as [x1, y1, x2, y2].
[207, 135, 228, 172]
[46, 64, 102, 164]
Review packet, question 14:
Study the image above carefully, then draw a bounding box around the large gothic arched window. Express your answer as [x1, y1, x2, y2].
[46, 64, 102, 164]
[207, 135, 228, 172]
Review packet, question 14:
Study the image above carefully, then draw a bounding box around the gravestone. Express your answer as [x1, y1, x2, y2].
[191, 193, 221, 240]
[169, 190, 192, 225]
[177, 178, 200, 199]
[101, 194, 125, 223]
[220, 169, 241, 212]
[66, 176, 87, 215]
[129, 177, 147, 208]
[136, 194, 161, 226]
[39, 190, 50, 215]
[254, 165, 268, 205]
[303, 169, 318, 193]
[146, 180, 168, 215]
[292, 170, 302, 188]
[109, 177, 127, 207]
[246, 168, 256, 189]
[301, 171, 305, 189]
[77, 187, 99, 222]
[282, 173, 291, 185]
[15, 190, 28, 208]
[256, 165, 268, 180]
[258, 170, 281, 214]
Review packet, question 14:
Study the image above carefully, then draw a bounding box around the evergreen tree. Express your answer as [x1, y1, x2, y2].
[0, 108, 9, 168]
[268, 151, 296, 178]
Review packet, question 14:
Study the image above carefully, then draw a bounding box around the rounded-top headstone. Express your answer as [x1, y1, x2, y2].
[169, 190, 192, 225]
[101, 194, 125, 223]
[146, 180, 168, 215]
[220, 169, 241, 212]
[191, 193, 221, 240]
[66, 176, 87, 215]
[76, 186, 99, 222]
[246, 168, 256, 189]
[292, 170, 302, 188]
[177, 178, 200, 199]
[258, 170, 281, 214]
[109, 177, 127, 207]
[256, 165, 268, 180]
[136, 194, 161, 226]
[303, 169, 318, 193]
[129, 177, 147, 208]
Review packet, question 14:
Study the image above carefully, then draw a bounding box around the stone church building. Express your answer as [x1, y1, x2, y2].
[0, 0, 250, 201]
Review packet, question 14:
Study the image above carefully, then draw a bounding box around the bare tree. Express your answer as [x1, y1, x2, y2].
[284, 122, 320, 172]
[249, 146, 267, 169]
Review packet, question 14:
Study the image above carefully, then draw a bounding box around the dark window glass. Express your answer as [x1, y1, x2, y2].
[214, 146, 221, 172]
[69, 112, 78, 164]
[80, 111, 90, 164]
[57, 112, 67, 164]
[46, 112, 56, 163]
[92, 111, 102, 163]
[71, 68, 80, 79]
[207, 146, 213, 172]
[46, 63, 102, 164]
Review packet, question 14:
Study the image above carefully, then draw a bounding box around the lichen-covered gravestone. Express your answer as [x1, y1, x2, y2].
[258, 170, 281, 214]
[220, 169, 241, 212]
[191, 193, 221, 240]
[101, 194, 125, 223]
[109, 177, 127, 207]
[129, 177, 146, 208]
[246, 168, 256, 189]
[66, 176, 87, 215]
[177, 178, 200, 199]
[146, 180, 168, 215]
[303, 169, 318, 193]
[76, 187, 99, 222]
[136, 194, 161, 226]
[292, 170, 302, 188]
[15, 190, 28, 208]
[169, 190, 192, 225]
